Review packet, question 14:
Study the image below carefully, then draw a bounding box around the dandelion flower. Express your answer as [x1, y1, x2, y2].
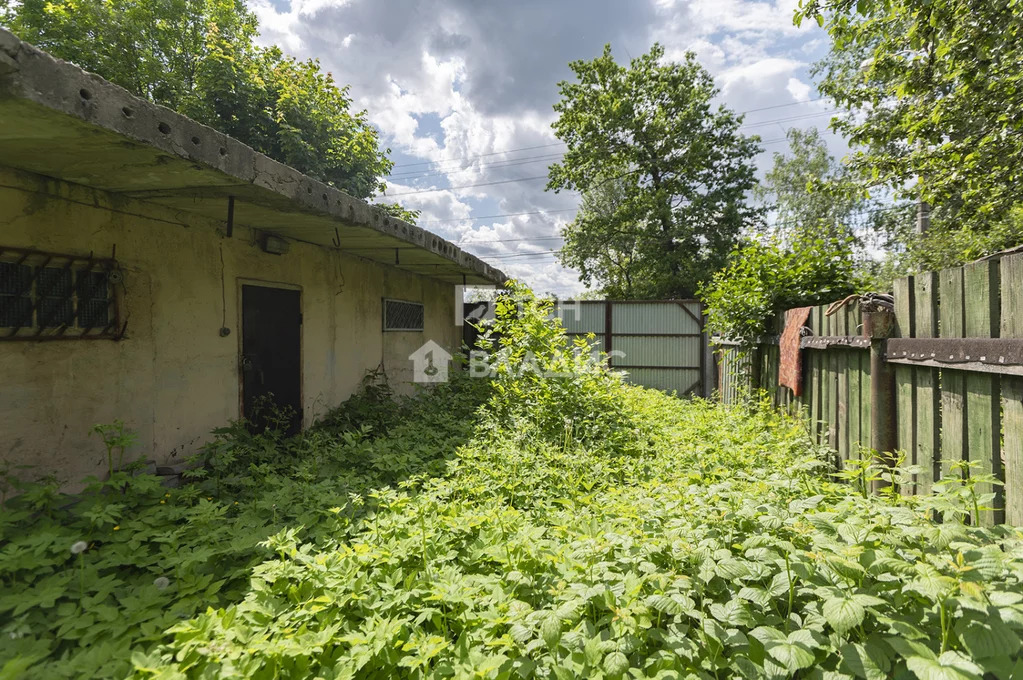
[70, 541, 88, 554]
[153, 576, 171, 590]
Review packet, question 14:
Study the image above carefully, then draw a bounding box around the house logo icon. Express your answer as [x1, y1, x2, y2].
[409, 340, 452, 383]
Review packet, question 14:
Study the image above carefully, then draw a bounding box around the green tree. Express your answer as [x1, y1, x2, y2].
[795, 0, 1023, 260]
[757, 127, 862, 237]
[3, 0, 392, 199]
[758, 127, 916, 289]
[547, 44, 762, 299]
[558, 176, 642, 298]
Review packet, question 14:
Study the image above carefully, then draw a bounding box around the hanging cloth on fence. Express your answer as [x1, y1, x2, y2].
[778, 306, 812, 397]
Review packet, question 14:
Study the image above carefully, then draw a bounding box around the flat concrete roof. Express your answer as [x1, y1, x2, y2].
[0, 29, 506, 285]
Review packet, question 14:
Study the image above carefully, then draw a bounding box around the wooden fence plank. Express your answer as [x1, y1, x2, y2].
[963, 259, 1002, 526]
[940, 267, 968, 490]
[861, 349, 871, 456]
[1001, 253, 1023, 525]
[812, 306, 824, 444]
[893, 276, 917, 492]
[827, 306, 839, 453]
[913, 272, 941, 496]
[848, 302, 862, 460]
[837, 305, 850, 463]
[846, 305, 858, 459]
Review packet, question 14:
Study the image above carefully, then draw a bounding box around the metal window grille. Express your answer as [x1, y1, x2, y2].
[383, 299, 424, 331]
[0, 247, 122, 340]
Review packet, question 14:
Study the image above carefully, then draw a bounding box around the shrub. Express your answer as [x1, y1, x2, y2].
[701, 228, 859, 348]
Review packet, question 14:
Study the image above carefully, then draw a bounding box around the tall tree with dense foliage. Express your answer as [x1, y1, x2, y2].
[796, 0, 1023, 262]
[558, 176, 642, 298]
[703, 128, 868, 345]
[756, 127, 862, 238]
[758, 127, 915, 288]
[547, 44, 762, 298]
[2, 0, 392, 199]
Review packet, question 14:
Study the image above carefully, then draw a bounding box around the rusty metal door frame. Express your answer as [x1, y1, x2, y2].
[236, 278, 304, 433]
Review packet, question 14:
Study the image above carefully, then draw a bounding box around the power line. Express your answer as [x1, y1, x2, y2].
[386, 153, 566, 180]
[384, 136, 797, 197]
[459, 236, 564, 245]
[484, 251, 560, 260]
[386, 130, 804, 185]
[738, 97, 826, 113]
[387, 124, 826, 183]
[385, 175, 555, 197]
[388, 98, 828, 172]
[419, 208, 577, 224]
[739, 110, 838, 129]
[458, 203, 909, 255]
[390, 142, 566, 169]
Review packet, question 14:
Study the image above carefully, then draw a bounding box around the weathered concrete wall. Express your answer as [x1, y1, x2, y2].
[0, 166, 459, 487]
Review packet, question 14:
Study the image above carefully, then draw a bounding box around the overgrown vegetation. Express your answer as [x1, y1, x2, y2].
[794, 0, 1023, 270]
[0, 0, 392, 200]
[700, 229, 858, 347]
[3, 288, 1023, 679]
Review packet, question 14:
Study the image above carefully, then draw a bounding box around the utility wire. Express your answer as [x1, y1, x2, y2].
[387, 153, 566, 180]
[386, 120, 830, 183]
[457, 203, 910, 255]
[388, 97, 827, 170]
[385, 130, 804, 186]
[458, 236, 565, 245]
[384, 134, 798, 196]
[390, 142, 566, 169]
[385, 175, 556, 197]
[418, 208, 577, 224]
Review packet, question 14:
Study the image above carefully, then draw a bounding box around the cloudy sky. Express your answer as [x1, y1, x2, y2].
[251, 0, 842, 296]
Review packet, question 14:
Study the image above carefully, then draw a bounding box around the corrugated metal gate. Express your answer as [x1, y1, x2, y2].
[551, 300, 708, 397]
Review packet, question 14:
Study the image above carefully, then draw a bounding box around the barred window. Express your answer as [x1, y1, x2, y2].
[383, 298, 424, 331]
[0, 248, 121, 340]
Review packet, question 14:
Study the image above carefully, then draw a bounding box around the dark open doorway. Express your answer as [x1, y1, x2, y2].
[241, 284, 302, 435]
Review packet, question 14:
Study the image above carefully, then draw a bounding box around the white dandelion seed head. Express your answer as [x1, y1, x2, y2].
[153, 576, 171, 590]
[70, 541, 88, 554]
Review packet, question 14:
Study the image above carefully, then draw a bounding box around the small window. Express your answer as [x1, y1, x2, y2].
[0, 248, 121, 340]
[383, 298, 424, 331]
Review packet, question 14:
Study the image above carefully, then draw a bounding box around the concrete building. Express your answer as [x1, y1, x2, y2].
[0, 29, 504, 486]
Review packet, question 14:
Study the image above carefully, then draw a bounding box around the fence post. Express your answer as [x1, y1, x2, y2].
[750, 344, 763, 393]
[865, 306, 897, 493]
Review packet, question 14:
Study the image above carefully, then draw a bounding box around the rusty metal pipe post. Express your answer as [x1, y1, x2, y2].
[864, 307, 897, 492]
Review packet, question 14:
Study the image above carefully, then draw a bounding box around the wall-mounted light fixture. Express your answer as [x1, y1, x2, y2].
[262, 234, 290, 255]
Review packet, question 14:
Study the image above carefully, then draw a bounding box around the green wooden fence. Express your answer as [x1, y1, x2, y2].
[716, 251, 1023, 526]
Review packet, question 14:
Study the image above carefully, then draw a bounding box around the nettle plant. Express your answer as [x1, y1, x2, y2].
[129, 391, 1023, 680]
[2, 279, 1023, 680]
[471, 282, 644, 454]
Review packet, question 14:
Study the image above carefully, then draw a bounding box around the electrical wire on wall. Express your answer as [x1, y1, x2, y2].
[218, 242, 230, 336]
[108, 243, 131, 338]
[332, 227, 345, 295]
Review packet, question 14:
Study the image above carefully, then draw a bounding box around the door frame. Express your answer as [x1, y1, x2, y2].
[235, 278, 304, 426]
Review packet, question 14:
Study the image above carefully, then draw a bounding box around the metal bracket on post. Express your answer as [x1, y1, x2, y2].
[865, 306, 897, 492]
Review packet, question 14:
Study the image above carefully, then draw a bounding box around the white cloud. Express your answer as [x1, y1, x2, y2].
[248, 0, 836, 296]
[786, 77, 812, 102]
